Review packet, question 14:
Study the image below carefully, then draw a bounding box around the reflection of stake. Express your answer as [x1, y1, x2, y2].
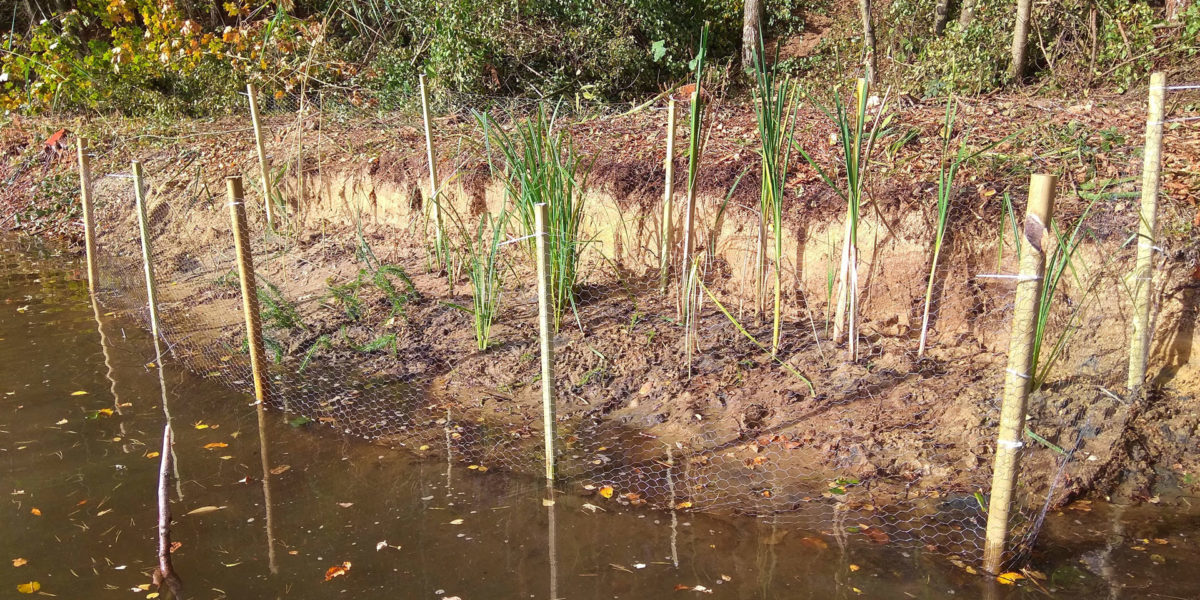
[545, 481, 558, 600]
[153, 423, 183, 596]
[255, 374, 279, 575]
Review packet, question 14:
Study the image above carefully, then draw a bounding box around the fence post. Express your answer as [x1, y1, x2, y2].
[131, 161, 163, 341]
[419, 74, 445, 267]
[983, 173, 1057, 573]
[678, 89, 701, 316]
[534, 202, 557, 480]
[247, 84, 275, 229]
[660, 98, 677, 295]
[1127, 71, 1166, 394]
[77, 139, 99, 293]
[227, 177, 272, 409]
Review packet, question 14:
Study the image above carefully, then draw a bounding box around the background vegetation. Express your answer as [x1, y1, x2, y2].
[1, 0, 1198, 115]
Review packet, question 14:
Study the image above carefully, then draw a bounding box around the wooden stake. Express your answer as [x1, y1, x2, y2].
[1127, 71, 1166, 394]
[419, 74, 444, 267]
[660, 99, 678, 295]
[983, 173, 1057, 574]
[534, 202, 557, 480]
[679, 89, 701, 317]
[227, 177, 272, 409]
[77, 139, 98, 293]
[132, 161, 163, 341]
[247, 84, 275, 228]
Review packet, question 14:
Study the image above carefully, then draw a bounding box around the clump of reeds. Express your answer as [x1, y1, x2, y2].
[798, 78, 890, 361]
[477, 106, 589, 331]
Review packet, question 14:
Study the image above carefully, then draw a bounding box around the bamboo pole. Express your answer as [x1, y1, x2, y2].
[227, 177, 272, 410]
[419, 74, 444, 268]
[660, 99, 678, 295]
[77, 139, 98, 293]
[983, 173, 1057, 574]
[246, 84, 275, 229]
[132, 161, 163, 342]
[679, 89, 701, 317]
[1127, 71, 1166, 394]
[534, 202, 557, 480]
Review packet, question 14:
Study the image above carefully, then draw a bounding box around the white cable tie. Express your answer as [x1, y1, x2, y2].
[1166, 116, 1200, 123]
[976, 273, 1042, 282]
[1006, 368, 1030, 380]
[1164, 84, 1200, 91]
[497, 233, 537, 247]
[997, 439, 1024, 450]
[228, 201, 244, 206]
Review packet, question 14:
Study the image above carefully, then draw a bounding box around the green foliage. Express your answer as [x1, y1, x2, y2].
[258, 277, 306, 332]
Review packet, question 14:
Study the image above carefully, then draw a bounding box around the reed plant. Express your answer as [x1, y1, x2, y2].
[1030, 200, 1098, 391]
[798, 79, 890, 360]
[678, 23, 709, 314]
[477, 106, 589, 330]
[917, 99, 966, 357]
[445, 208, 510, 350]
[750, 30, 799, 353]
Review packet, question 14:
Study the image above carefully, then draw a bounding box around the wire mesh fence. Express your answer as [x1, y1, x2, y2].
[73, 77, 1195, 574]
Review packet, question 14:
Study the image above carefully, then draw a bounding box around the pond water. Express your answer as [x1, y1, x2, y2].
[2, 233, 1199, 599]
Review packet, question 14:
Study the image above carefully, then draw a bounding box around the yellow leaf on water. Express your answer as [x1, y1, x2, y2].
[599, 486, 614, 499]
[418, 445, 430, 451]
[270, 464, 291, 475]
[203, 442, 228, 449]
[16, 581, 40, 593]
[186, 505, 225, 516]
[146, 593, 160, 599]
[194, 422, 210, 430]
[70, 390, 87, 396]
[849, 564, 860, 572]
[96, 408, 114, 417]
[12, 558, 27, 567]
[146, 452, 160, 458]
[996, 572, 1024, 585]
[675, 501, 693, 509]
[30, 508, 41, 516]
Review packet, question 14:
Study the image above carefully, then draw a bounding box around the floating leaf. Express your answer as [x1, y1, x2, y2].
[146, 452, 160, 459]
[324, 561, 351, 581]
[376, 541, 388, 551]
[203, 442, 229, 449]
[849, 564, 860, 572]
[16, 582, 40, 594]
[288, 416, 313, 427]
[996, 572, 1024, 585]
[70, 390, 88, 396]
[29, 508, 41, 516]
[54, 419, 68, 425]
[269, 464, 291, 475]
[337, 502, 353, 508]
[449, 518, 464, 525]
[12, 558, 27, 567]
[194, 422, 209, 430]
[186, 505, 225, 516]
[675, 501, 693, 509]
[599, 486, 614, 499]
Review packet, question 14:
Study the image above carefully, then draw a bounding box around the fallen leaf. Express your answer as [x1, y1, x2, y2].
[16, 582, 40, 593]
[376, 541, 388, 551]
[449, 518, 464, 525]
[269, 464, 291, 475]
[849, 564, 860, 572]
[70, 390, 88, 396]
[194, 422, 209, 430]
[675, 501, 693, 509]
[418, 445, 430, 451]
[861, 527, 889, 544]
[599, 485, 614, 499]
[54, 419, 68, 425]
[542, 498, 555, 507]
[29, 508, 41, 516]
[337, 502, 353, 508]
[12, 558, 27, 567]
[185, 505, 225, 516]
[203, 442, 228, 449]
[799, 536, 829, 550]
[146, 452, 160, 458]
[996, 572, 1024, 585]
[324, 561, 351, 581]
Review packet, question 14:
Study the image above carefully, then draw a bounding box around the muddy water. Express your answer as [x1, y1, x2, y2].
[2, 234, 1198, 600]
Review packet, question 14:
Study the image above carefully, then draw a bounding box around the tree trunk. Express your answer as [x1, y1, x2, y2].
[1009, 0, 1034, 82]
[1167, 0, 1191, 21]
[934, 0, 952, 35]
[859, 0, 877, 84]
[742, 0, 763, 72]
[959, 0, 978, 29]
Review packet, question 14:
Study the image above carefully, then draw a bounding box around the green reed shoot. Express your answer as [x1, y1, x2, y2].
[678, 23, 709, 311]
[798, 79, 890, 360]
[917, 98, 966, 357]
[1030, 199, 1098, 391]
[478, 105, 589, 330]
[750, 29, 799, 353]
[446, 210, 509, 350]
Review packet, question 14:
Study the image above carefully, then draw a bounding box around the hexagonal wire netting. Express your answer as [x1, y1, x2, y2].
[78, 82, 1185, 573]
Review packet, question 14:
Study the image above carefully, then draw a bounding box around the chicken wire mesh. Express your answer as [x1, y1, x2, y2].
[73, 80, 1188, 574]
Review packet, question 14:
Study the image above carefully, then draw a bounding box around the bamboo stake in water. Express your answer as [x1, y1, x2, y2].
[660, 99, 678, 295]
[77, 140, 99, 293]
[227, 177, 272, 410]
[419, 74, 445, 268]
[534, 203, 557, 480]
[983, 173, 1057, 574]
[132, 161, 163, 342]
[247, 84, 275, 229]
[1127, 71, 1166, 394]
